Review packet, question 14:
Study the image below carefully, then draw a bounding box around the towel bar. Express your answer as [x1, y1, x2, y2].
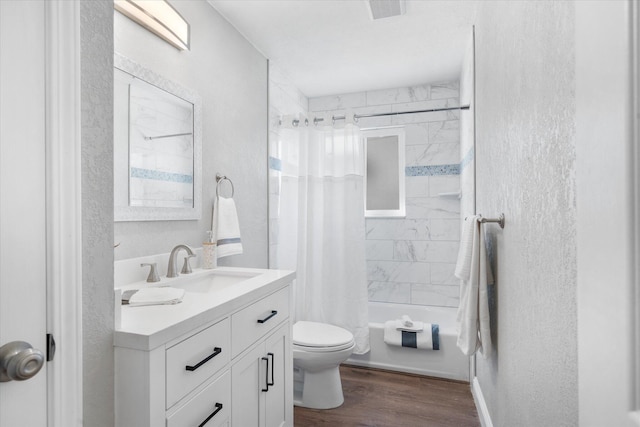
[479, 213, 505, 229]
[216, 173, 235, 198]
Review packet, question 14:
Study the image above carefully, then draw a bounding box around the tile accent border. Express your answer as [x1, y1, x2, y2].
[130, 167, 193, 183]
[405, 164, 460, 177]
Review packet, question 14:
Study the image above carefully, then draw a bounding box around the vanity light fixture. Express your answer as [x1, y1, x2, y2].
[114, 0, 190, 51]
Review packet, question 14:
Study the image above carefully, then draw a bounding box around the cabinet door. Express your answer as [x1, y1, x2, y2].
[231, 344, 266, 427]
[265, 324, 292, 427]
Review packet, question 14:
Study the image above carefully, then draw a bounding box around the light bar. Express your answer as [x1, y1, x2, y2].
[114, 0, 190, 51]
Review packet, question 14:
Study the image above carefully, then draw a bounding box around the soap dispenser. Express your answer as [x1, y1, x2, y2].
[203, 230, 217, 269]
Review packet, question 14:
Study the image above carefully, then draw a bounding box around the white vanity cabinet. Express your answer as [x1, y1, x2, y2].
[114, 267, 294, 427]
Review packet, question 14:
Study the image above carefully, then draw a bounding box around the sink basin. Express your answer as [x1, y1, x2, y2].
[172, 270, 261, 293]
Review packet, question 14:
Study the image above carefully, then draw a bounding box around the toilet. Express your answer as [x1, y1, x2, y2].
[292, 321, 356, 409]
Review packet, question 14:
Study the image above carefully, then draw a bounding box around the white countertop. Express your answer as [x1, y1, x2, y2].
[114, 267, 295, 351]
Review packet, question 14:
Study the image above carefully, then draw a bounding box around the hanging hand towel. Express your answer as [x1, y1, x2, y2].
[384, 321, 439, 350]
[455, 216, 494, 358]
[212, 196, 243, 258]
[455, 215, 479, 281]
[125, 287, 185, 306]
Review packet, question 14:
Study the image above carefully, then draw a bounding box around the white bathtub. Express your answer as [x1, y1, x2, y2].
[345, 302, 469, 381]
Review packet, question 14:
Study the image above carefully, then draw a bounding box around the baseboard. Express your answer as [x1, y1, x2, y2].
[471, 377, 494, 427]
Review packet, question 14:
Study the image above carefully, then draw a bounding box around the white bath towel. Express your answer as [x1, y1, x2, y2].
[212, 196, 243, 258]
[455, 216, 493, 358]
[394, 316, 424, 332]
[384, 321, 439, 350]
[455, 215, 479, 281]
[401, 315, 413, 327]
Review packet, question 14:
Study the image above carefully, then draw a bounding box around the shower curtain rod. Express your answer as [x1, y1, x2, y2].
[337, 104, 470, 121]
[287, 105, 470, 126]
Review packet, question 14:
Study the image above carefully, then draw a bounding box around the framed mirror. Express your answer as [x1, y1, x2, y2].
[364, 127, 406, 218]
[114, 53, 202, 221]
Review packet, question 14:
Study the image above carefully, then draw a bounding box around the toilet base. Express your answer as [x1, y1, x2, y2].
[294, 366, 344, 409]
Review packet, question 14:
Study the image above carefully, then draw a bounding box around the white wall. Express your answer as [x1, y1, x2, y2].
[114, 1, 268, 269]
[81, 2, 114, 426]
[474, 1, 578, 425]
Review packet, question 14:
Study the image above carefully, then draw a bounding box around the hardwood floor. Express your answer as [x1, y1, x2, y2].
[294, 365, 480, 427]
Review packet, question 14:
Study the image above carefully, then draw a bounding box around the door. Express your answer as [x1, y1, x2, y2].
[0, 1, 48, 425]
[575, 1, 640, 425]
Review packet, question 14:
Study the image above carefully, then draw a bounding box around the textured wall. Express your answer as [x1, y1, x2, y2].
[474, 1, 577, 425]
[80, 1, 114, 426]
[114, 1, 268, 268]
[307, 84, 462, 308]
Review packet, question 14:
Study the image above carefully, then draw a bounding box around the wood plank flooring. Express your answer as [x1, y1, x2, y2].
[294, 365, 480, 427]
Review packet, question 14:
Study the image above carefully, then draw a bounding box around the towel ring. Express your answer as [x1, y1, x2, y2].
[215, 173, 234, 198]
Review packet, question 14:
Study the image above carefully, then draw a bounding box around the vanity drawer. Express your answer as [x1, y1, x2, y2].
[167, 370, 230, 427]
[166, 318, 230, 408]
[231, 287, 290, 358]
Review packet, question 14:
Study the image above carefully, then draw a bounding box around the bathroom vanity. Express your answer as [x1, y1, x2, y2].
[114, 267, 295, 427]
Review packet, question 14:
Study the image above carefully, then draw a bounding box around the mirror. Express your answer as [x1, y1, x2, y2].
[114, 53, 202, 221]
[364, 128, 406, 217]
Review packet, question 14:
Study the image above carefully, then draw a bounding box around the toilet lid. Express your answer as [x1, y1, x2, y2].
[293, 321, 354, 348]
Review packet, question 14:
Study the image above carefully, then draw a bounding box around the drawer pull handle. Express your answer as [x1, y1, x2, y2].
[198, 402, 223, 427]
[185, 347, 222, 371]
[257, 310, 277, 324]
[267, 352, 275, 387]
[261, 356, 270, 392]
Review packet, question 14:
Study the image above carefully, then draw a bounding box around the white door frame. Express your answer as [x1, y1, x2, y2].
[45, 1, 82, 426]
[632, 0, 640, 423]
[576, 1, 639, 425]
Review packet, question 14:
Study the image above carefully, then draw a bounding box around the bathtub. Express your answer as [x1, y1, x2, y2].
[345, 302, 469, 381]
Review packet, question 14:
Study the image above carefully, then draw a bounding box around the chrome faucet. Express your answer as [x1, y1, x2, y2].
[167, 244, 195, 278]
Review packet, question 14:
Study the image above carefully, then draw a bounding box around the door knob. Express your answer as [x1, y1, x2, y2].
[0, 341, 45, 382]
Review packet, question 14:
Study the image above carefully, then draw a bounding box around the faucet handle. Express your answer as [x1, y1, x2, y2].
[181, 254, 196, 275]
[141, 263, 160, 283]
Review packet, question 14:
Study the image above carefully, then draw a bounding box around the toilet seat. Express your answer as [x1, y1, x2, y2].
[293, 321, 355, 352]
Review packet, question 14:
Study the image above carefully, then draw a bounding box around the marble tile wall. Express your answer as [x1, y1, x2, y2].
[309, 82, 462, 308]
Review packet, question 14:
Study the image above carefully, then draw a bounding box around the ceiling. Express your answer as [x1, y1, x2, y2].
[208, 0, 478, 98]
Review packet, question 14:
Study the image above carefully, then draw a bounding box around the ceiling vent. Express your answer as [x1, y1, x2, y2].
[367, 0, 405, 20]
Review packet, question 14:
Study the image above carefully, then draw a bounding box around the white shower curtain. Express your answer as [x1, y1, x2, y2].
[277, 113, 370, 354]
